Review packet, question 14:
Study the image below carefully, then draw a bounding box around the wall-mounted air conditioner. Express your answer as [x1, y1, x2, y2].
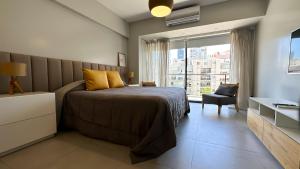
[166, 5, 200, 27]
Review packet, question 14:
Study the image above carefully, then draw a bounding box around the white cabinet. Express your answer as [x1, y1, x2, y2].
[0, 92, 57, 155]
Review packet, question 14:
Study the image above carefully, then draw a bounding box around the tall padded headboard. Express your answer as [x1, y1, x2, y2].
[0, 51, 127, 94]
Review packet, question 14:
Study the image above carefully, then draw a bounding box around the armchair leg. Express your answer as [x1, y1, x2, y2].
[235, 104, 240, 112]
[218, 105, 222, 115]
[202, 102, 204, 109]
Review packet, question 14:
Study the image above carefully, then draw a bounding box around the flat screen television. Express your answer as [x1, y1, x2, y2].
[288, 28, 300, 73]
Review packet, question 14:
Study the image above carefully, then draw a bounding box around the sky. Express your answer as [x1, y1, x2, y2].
[291, 38, 300, 60]
[206, 44, 230, 55]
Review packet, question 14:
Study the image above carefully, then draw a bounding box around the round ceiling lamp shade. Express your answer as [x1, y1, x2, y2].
[149, 0, 174, 17]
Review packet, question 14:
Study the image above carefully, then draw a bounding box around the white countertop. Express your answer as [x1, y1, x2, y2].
[0, 92, 53, 98]
[250, 97, 299, 122]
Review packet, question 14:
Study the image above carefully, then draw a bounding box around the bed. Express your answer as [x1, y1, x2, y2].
[0, 51, 189, 163]
[60, 85, 190, 163]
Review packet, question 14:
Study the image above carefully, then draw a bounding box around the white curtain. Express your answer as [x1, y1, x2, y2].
[142, 39, 169, 87]
[230, 28, 255, 109]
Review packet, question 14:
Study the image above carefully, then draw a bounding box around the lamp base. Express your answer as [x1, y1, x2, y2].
[8, 76, 24, 95]
[128, 78, 134, 85]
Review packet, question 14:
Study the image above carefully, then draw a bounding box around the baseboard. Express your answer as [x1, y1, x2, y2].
[0, 134, 55, 157]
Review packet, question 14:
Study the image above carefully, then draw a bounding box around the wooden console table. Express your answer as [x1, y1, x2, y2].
[247, 98, 300, 169]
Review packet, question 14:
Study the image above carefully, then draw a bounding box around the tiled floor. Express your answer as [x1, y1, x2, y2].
[0, 103, 283, 169]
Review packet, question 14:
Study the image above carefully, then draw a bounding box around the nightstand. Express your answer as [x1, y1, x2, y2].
[0, 92, 57, 156]
[128, 84, 140, 87]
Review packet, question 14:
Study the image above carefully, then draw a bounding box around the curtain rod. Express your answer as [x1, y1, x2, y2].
[169, 30, 231, 42]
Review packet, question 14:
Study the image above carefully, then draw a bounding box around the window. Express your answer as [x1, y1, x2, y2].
[167, 34, 231, 101]
[167, 40, 186, 88]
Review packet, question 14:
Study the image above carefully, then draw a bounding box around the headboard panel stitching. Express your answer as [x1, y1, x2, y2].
[47, 58, 51, 92]
[30, 56, 33, 92]
[0, 52, 12, 93]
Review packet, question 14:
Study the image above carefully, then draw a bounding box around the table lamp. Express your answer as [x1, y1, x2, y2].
[128, 72, 134, 84]
[0, 62, 27, 94]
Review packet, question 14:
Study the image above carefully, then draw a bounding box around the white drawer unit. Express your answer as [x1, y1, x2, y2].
[0, 92, 57, 155]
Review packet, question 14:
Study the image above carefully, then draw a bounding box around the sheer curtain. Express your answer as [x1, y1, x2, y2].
[230, 28, 255, 109]
[142, 39, 169, 87]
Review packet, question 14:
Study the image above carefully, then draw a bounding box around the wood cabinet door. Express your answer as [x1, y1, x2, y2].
[247, 109, 263, 140]
[263, 120, 300, 169]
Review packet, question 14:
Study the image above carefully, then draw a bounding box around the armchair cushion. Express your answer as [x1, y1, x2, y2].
[214, 84, 238, 97]
[142, 81, 156, 87]
[202, 94, 236, 105]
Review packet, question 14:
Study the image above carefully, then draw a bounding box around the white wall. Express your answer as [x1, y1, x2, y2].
[55, 0, 129, 37]
[129, 0, 268, 82]
[255, 0, 300, 102]
[0, 0, 127, 66]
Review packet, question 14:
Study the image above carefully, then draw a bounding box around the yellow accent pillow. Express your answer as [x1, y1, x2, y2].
[83, 69, 109, 91]
[106, 71, 124, 88]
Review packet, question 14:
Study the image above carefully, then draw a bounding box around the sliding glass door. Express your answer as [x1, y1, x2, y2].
[167, 34, 231, 101]
[168, 40, 186, 88]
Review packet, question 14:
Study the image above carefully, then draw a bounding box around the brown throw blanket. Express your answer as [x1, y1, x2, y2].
[56, 82, 190, 163]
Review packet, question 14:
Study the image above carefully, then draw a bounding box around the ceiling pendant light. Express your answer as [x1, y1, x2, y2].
[149, 0, 174, 17]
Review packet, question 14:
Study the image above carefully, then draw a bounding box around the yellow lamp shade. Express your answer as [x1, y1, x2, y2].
[0, 62, 27, 76]
[128, 72, 135, 78]
[149, 0, 173, 17]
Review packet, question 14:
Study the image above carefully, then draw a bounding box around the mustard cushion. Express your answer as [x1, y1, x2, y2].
[106, 71, 124, 88]
[83, 69, 109, 91]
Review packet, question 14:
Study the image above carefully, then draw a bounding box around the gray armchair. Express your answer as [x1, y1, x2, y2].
[202, 83, 239, 114]
[142, 81, 156, 87]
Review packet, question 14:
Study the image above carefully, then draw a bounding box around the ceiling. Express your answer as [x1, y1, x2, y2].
[96, 0, 229, 22]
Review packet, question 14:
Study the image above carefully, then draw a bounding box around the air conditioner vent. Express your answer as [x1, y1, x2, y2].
[166, 5, 200, 27]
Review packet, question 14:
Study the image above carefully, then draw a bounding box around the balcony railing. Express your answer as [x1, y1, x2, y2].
[167, 73, 230, 101]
